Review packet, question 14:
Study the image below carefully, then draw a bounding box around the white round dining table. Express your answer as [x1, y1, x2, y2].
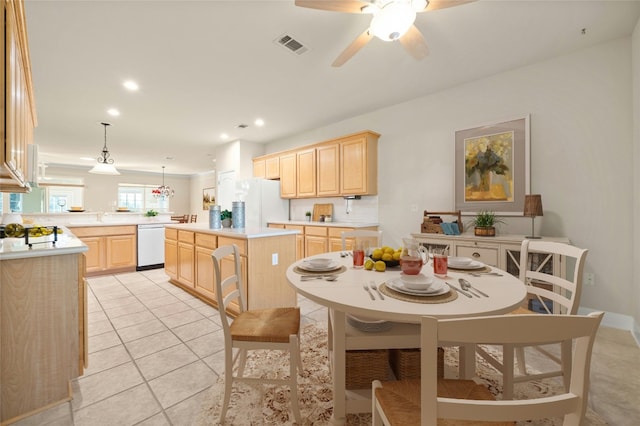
[286, 251, 527, 425]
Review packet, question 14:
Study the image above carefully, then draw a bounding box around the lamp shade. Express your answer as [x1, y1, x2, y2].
[523, 194, 543, 217]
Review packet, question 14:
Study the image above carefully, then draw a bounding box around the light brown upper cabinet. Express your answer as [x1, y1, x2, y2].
[340, 131, 378, 196]
[296, 148, 317, 198]
[279, 152, 297, 198]
[253, 130, 379, 199]
[316, 143, 340, 197]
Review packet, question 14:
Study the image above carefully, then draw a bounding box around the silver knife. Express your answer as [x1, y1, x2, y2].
[459, 278, 489, 297]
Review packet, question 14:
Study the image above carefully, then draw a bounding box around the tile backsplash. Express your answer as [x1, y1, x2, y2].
[290, 196, 379, 224]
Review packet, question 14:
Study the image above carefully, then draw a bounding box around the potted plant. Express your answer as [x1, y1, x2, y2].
[468, 210, 503, 237]
[305, 211, 312, 222]
[220, 209, 232, 228]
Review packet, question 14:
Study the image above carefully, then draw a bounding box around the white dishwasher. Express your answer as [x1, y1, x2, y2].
[137, 224, 165, 270]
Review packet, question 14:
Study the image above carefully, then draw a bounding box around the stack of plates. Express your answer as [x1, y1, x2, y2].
[298, 259, 341, 272]
[447, 258, 485, 270]
[387, 277, 450, 297]
[346, 314, 393, 332]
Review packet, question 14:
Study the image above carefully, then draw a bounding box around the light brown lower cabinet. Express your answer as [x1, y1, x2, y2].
[69, 225, 137, 276]
[1, 252, 87, 424]
[164, 228, 297, 316]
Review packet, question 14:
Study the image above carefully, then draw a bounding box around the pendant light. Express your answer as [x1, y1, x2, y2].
[152, 166, 174, 199]
[89, 122, 120, 175]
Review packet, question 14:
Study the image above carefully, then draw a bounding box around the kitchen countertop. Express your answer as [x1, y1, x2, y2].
[0, 226, 88, 260]
[268, 220, 379, 227]
[165, 222, 299, 239]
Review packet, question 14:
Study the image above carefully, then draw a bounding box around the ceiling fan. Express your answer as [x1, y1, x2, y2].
[295, 0, 477, 67]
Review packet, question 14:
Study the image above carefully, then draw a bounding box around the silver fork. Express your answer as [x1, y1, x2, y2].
[370, 281, 384, 300]
[363, 283, 375, 300]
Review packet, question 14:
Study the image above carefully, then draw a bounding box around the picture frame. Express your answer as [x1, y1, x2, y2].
[202, 187, 216, 210]
[454, 115, 530, 215]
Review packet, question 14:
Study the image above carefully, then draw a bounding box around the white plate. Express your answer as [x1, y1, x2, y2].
[448, 256, 473, 267]
[447, 260, 485, 270]
[298, 261, 341, 272]
[346, 314, 393, 332]
[388, 278, 449, 297]
[307, 257, 332, 268]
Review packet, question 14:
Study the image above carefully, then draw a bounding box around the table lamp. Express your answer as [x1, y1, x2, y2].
[524, 194, 543, 239]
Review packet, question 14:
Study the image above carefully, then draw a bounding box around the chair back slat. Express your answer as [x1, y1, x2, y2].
[340, 230, 382, 251]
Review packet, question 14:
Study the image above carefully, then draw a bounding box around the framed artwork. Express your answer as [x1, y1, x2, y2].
[202, 187, 216, 210]
[454, 115, 530, 215]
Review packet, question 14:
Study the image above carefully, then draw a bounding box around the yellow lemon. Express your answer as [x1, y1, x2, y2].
[371, 248, 383, 260]
[364, 259, 374, 270]
[384, 247, 394, 254]
[392, 251, 401, 261]
[381, 253, 393, 261]
[5, 223, 25, 238]
[374, 260, 386, 272]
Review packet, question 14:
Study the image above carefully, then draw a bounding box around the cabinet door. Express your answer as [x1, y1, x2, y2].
[305, 235, 328, 257]
[455, 243, 499, 267]
[253, 158, 266, 178]
[105, 235, 137, 269]
[195, 245, 216, 300]
[279, 153, 297, 198]
[164, 239, 178, 279]
[296, 148, 316, 198]
[265, 156, 280, 179]
[328, 238, 343, 252]
[177, 242, 195, 287]
[82, 236, 104, 273]
[317, 144, 340, 197]
[340, 133, 378, 195]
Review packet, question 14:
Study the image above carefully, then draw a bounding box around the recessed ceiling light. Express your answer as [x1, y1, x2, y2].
[254, 118, 265, 127]
[220, 133, 229, 140]
[107, 108, 120, 116]
[123, 80, 139, 91]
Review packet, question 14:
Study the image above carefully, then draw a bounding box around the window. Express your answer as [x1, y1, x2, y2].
[118, 184, 170, 212]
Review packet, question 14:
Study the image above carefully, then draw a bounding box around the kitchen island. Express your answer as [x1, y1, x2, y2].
[164, 223, 299, 315]
[0, 229, 88, 424]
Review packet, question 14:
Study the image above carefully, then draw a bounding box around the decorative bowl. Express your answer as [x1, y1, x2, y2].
[369, 256, 400, 268]
[308, 258, 332, 268]
[400, 273, 434, 290]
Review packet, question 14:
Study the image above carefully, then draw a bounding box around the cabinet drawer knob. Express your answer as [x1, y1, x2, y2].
[472, 252, 481, 258]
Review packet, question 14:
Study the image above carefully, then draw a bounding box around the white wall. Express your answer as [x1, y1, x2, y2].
[267, 38, 636, 322]
[41, 165, 191, 214]
[189, 171, 216, 223]
[632, 16, 640, 341]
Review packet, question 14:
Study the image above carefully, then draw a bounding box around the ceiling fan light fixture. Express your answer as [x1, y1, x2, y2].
[370, 2, 416, 41]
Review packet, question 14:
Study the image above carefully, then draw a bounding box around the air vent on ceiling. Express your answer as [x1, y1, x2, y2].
[274, 34, 309, 55]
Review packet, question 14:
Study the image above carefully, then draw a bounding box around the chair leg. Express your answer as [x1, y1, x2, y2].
[220, 347, 234, 423]
[515, 346, 528, 375]
[237, 348, 248, 377]
[289, 335, 302, 424]
[372, 380, 383, 426]
[560, 340, 572, 392]
[502, 343, 515, 400]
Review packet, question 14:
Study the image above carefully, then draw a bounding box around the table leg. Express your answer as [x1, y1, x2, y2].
[330, 309, 347, 425]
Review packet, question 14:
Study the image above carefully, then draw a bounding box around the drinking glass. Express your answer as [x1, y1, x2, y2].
[353, 240, 368, 269]
[432, 248, 448, 277]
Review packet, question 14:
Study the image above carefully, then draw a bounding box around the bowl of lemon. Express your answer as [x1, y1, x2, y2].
[369, 246, 402, 268]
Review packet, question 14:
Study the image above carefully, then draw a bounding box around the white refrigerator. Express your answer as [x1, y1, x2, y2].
[216, 176, 289, 228]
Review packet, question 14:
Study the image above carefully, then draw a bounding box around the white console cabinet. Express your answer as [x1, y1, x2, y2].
[411, 232, 570, 281]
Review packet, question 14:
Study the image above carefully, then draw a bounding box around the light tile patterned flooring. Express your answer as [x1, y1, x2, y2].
[11, 269, 640, 425]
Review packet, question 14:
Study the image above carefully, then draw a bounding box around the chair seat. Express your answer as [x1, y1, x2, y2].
[375, 378, 514, 426]
[230, 307, 300, 343]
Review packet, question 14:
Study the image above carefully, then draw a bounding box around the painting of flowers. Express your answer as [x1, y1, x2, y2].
[455, 116, 530, 214]
[464, 131, 513, 202]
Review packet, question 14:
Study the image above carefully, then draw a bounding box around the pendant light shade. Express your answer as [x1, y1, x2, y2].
[89, 122, 120, 175]
[152, 166, 174, 199]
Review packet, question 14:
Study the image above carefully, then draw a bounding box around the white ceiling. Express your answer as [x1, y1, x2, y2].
[25, 0, 640, 176]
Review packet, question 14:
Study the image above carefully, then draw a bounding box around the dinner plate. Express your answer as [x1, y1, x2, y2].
[388, 278, 449, 297]
[447, 260, 485, 270]
[298, 261, 341, 272]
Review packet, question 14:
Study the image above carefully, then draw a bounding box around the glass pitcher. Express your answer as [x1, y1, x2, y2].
[400, 238, 429, 275]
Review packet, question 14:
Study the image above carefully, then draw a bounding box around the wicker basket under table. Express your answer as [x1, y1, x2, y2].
[345, 349, 390, 389]
[389, 347, 444, 380]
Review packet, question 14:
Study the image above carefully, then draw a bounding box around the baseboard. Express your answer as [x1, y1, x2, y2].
[578, 306, 640, 347]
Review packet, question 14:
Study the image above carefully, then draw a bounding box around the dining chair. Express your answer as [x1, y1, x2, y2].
[475, 239, 589, 399]
[211, 244, 302, 423]
[372, 311, 603, 426]
[340, 229, 383, 251]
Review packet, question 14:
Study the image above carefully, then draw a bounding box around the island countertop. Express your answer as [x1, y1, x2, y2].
[164, 222, 300, 239]
[268, 220, 379, 227]
[0, 227, 88, 260]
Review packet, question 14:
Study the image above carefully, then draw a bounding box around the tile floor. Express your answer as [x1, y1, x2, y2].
[10, 269, 640, 426]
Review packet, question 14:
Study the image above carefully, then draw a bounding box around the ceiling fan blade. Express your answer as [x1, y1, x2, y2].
[423, 0, 477, 12]
[399, 25, 429, 60]
[332, 29, 373, 67]
[295, 0, 371, 14]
